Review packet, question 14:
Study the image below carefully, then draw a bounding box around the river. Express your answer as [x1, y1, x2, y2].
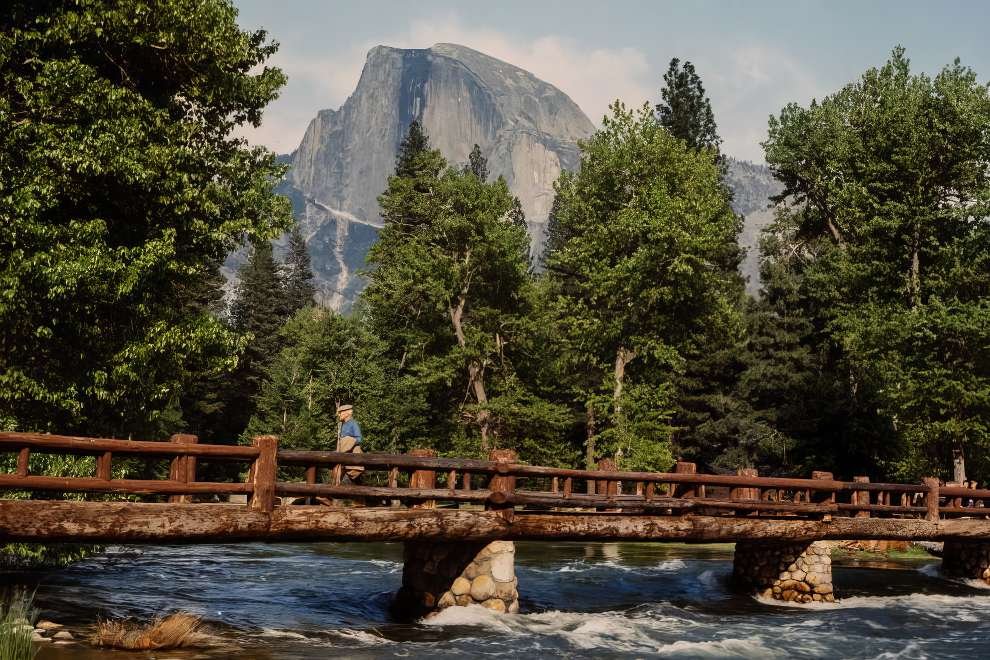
[15, 541, 990, 659]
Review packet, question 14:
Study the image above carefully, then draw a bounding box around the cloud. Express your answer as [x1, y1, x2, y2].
[697, 44, 826, 161]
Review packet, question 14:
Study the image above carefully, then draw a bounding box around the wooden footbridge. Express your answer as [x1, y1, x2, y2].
[6, 430, 990, 609]
[1, 431, 988, 545]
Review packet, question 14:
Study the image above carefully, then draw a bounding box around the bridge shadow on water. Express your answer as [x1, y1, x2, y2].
[9, 541, 990, 659]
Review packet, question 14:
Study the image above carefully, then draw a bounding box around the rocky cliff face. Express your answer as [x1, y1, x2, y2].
[725, 158, 784, 295]
[228, 44, 783, 307]
[279, 43, 595, 309]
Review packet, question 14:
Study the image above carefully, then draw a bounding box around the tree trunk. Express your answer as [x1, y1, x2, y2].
[909, 222, 921, 309]
[449, 287, 491, 452]
[585, 400, 596, 493]
[611, 346, 636, 464]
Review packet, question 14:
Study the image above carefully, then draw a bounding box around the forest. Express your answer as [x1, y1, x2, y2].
[2, 0, 989, 508]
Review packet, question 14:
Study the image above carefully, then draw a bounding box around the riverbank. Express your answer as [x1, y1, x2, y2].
[6, 541, 987, 659]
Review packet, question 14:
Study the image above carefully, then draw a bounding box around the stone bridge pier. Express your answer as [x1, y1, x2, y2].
[942, 541, 990, 584]
[733, 540, 835, 603]
[393, 448, 519, 619]
[394, 540, 519, 618]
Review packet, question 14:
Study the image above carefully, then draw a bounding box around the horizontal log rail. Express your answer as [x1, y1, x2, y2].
[0, 431, 988, 534]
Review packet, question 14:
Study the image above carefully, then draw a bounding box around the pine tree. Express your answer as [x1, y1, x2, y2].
[227, 240, 287, 438]
[468, 144, 489, 181]
[657, 58, 721, 155]
[283, 224, 316, 314]
[395, 120, 431, 178]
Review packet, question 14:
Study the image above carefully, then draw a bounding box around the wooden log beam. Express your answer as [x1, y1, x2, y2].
[3, 502, 988, 544]
[0, 475, 251, 495]
[0, 433, 259, 459]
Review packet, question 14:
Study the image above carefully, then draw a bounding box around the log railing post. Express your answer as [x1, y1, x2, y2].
[731, 468, 759, 501]
[487, 449, 517, 520]
[811, 470, 835, 505]
[96, 451, 112, 481]
[168, 434, 198, 504]
[249, 435, 278, 512]
[596, 458, 618, 499]
[408, 448, 437, 509]
[853, 476, 871, 518]
[924, 477, 940, 522]
[673, 461, 698, 498]
[16, 447, 30, 478]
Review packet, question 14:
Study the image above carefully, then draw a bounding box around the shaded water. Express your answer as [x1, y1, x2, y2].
[12, 541, 990, 659]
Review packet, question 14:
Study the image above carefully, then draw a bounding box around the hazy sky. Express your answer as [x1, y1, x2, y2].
[233, 0, 990, 162]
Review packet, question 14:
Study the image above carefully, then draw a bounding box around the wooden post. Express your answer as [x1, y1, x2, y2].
[924, 477, 940, 522]
[168, 434, 198, 504]
[811, 470, 835, 504]
[16, 447, 30, 478]
[596, 458, 618, 498]
[674, 461, 698, 498]
[487, 449, 517, 520]
[249, 435, 278, 512]
[408, 449, 437, 509]
[731, 468, 759, 501]
[853, 476, 871, 518]
[96, 451, 112, 481]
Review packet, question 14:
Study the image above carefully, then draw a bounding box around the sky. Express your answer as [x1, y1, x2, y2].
[233, 0, 990, 163]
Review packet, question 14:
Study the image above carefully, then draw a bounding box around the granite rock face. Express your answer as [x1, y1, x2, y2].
[279, 43, 595, 309]
[228, 45, 784, 309]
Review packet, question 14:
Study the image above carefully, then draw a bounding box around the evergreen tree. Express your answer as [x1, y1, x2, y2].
[657, 58, 722, 155]
[364, 141, 537, 454]
[468, 144, 489, 181]
[546, 102, 740, 472]
[227, 240, 287, 437]
[763, 47, 990, 481]
[0, 0, 290, 436]
[395, 120, 431, 178]
[283, 224, 316, 314]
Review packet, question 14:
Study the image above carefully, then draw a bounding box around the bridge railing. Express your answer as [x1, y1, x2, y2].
[1, 431, 988, 521]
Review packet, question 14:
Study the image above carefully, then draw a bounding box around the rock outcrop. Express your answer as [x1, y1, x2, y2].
[227, 45, 784, 308]
[278, 43, 595, 309]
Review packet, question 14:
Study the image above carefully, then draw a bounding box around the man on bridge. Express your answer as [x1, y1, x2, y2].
[336, 404, 364, 483]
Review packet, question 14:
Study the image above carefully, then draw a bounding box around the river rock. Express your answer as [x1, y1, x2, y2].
[491, 552, 514, 582]
[470, 575, 495, 601]
[481, 598, 506, 612]
[36, 621, 61, 631]
[437, 591, 456, 608]
[451, 576, 471, 596]
[32, 633, 50, 643]
[53, 630, 74, 640]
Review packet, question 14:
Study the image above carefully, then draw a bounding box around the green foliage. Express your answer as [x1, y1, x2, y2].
[282, 224, 316, 315]
[0, 0, 291, 437]
[467, 143, 489, 181]
[245, 307, 402, 450]
[657, 58, 722, 156]
[363, 121, 552, 455]
[762, 47, 990, 481]
[545, 102, 740, 471]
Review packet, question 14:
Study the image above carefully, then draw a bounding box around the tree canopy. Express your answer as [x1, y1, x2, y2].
[0, 0, 291, 436]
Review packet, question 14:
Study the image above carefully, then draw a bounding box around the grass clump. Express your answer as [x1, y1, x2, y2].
[90, 612, 209, 650]
[0, 589, 36, 660]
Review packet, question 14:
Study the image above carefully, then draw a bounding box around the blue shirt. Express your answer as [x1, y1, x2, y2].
[339, 419, 362, 445]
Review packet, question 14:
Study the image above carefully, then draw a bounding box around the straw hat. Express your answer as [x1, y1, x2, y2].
[336, 404, 353, 413]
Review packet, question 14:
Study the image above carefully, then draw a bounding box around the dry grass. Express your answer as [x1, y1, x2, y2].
[90, 612, 209, 650]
